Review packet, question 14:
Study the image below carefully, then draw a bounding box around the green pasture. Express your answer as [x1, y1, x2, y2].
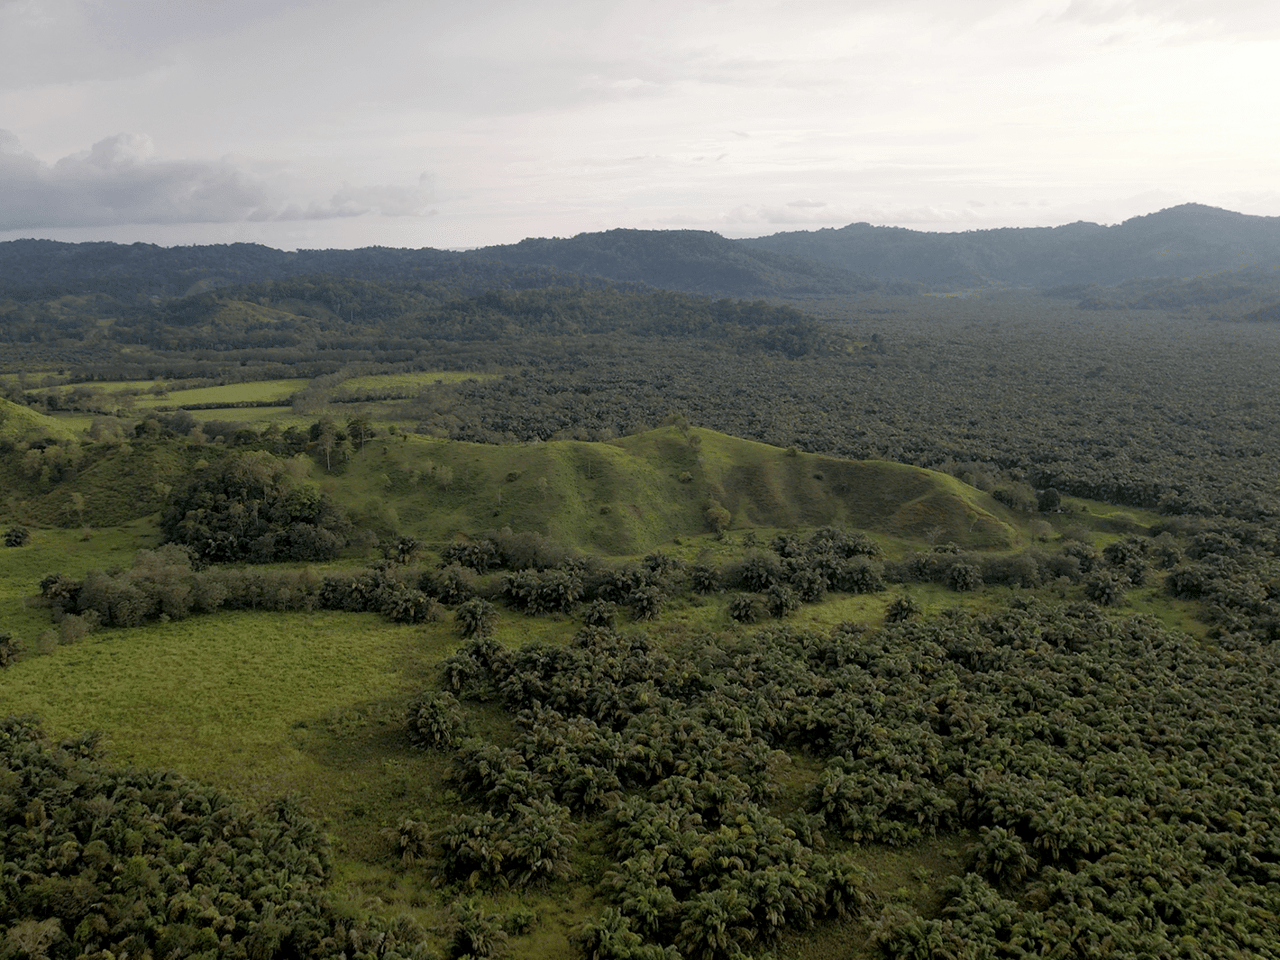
[132, 378, 310, 408]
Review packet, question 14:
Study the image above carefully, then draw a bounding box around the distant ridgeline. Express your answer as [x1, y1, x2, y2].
[4, 203, 1280, 300]
[5, 201, 1280, 378]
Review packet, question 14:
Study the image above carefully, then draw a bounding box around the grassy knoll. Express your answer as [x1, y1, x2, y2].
[325, 426, 1017, 557]
[5, 440, 210, 528]
[0, 396, 81, 445]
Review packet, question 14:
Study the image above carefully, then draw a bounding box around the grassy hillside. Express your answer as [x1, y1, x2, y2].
[323, 425, 1016, 556]
[0, 396, 80, 446]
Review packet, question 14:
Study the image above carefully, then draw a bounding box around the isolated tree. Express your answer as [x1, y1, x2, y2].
[347, 414, 374, 451]
[1037, 487, 1062, 513]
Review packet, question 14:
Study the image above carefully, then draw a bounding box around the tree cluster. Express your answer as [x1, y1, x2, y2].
[0, 716, 431, 960]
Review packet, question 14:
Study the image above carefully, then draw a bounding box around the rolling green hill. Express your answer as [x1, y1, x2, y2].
[322, 425, 1016, 555]
[0, 396, 80, 446]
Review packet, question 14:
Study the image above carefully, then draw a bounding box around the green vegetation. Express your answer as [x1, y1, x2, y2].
[3, 222, 1280, 959]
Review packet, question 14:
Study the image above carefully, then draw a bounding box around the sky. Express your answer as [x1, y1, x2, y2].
[1, 0, 1278, 251]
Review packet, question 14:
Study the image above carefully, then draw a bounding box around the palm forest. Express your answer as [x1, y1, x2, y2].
[2, 205, 1280, 960]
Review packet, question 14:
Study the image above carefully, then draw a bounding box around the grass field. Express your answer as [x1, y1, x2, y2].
[132, 378, 311, 408]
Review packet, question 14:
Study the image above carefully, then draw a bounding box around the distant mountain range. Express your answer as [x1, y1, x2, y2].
[3, 203, 1280, 300]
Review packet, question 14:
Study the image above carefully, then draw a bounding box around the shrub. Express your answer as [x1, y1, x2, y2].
[456, 598, 498, 638]
[427, 563, 477, 604]
[728, 593, 764, 624]
[582, 599, 618, 629]
[628, 585, 664, 622]
[704, 498, 731, 534]
[885, 594, 921, 622]
[407, 691, 469, 750]
[4, 525, 31, 547]
[447, 898, 508, 959]
[766, 583, 800, 618]
[690, 563, 719, 594]
[946, 562, 983, 592]
[1084, 572, 1126, 607]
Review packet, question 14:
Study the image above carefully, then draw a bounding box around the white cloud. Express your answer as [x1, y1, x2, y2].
[0, 131, 437, 231]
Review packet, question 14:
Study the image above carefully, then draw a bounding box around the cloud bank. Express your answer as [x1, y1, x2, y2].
[0, 131, 434, 231]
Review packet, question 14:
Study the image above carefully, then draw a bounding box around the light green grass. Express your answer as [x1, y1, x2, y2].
[133, 379, 310, 408]
[0, 397, 82, 444]
[183, 405, 314, 428]
[325, 426, 1016, 558]
[1, 610, 434, 787]
[0, 523, 159, 644]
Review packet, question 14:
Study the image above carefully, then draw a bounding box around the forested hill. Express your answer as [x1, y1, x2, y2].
[4, 203, 1280, 299]
[0, 232, 876, 301]
[0, 239, 587, 300]
[467, 228, 878, 296]
[742, 203, 1280, 287]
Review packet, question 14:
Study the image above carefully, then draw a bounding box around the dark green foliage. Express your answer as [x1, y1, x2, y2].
[427, 563, 477, 604]
[970, 825, 1036, 889]
[0, 633, 16, 667]
[628, 584, 664, 622]
[3, 525, 30, 547]
[442, 636, 512, 699]
[728, 552, 782, 592]
[574, 908, 680, 960]
[160, 450, 347, 563]
[446, 897, 508, 959]
[885, 594, 921, 622]
[436, 795, 576, 889]
[443, 529, 572, 573]
[0, 718, 428, 960]
[945, 561, 983, 593]
[689, 563, 719, 594]
[1036, 487, 1061, 512]
[502, 567, 584, 614]
[456, 598, 499, 639]
[406, 691, 469, 750]
[765, 583, 800, 618]
[582, 599, 618, 629]
[727, 593, 764, 624]
[390, 817, 432, 867]
[1084, 571, 1127, 606]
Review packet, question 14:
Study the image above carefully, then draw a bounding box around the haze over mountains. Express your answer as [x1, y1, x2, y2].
[2, 203, 1279, 300]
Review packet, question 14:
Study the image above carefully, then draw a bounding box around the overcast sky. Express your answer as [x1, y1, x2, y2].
[1, 0, 1277, 250]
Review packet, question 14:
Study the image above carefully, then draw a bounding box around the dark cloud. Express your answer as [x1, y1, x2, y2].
[0, 132, 435, 230]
